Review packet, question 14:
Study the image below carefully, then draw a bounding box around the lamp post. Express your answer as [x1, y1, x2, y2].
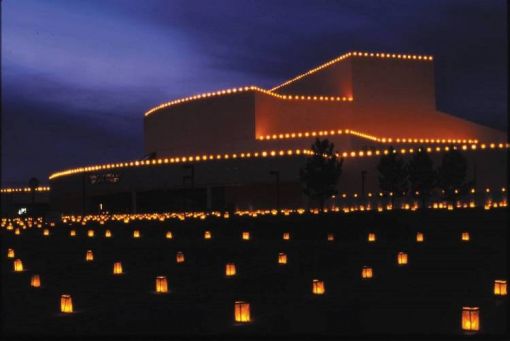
[269, 170, 280, 211]
[183, 165, 195, 189]
[130, 186, 137, 214]
[361, 170, 367, 205]
[182, 165, 195, 211]
[81, 173, 87, 215]
[472, 160, 477, 205]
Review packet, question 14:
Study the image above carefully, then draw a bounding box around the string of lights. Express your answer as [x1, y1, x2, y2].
[270, 51, 433, 91]
[48, 143, 509, 180]
[257, 128, 479, 144]
[0, 187, 51, 193]
[144, 85, 353, 117]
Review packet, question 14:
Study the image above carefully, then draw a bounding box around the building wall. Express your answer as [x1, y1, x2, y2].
[350, 58, 504, 141]
[144, 92, 256, 156]
[254, 135, 379, 154]
[273, 56, 435, 109]
[49, 149, 508, 214]
[73, 52, 508, 215]
[274, 57, 353, 97]
[349, 106, 506, 142]
[272, 56, 506, 142]
[351, 57, 436, 111]
[1, 191, 50, 217]
[254, 92, 354, 138]
[144, 55, 506, 160]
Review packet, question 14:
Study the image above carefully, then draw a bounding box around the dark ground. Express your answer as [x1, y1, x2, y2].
[1, 209, 508, 339]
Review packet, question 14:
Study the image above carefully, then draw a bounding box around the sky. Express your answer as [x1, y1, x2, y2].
[1, 0, 507, 186]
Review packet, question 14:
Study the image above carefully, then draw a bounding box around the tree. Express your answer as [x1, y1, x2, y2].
[300, 138, 343, 210]
[437, 149, 468, 202]
[377, 146, 408, 206]
[407, 147, 436, 208]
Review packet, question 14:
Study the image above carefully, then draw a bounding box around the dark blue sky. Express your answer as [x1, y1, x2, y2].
[1, 0, 507, 186]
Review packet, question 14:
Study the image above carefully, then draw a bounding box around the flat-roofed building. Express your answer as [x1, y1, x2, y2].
[45, 51, 507, 214]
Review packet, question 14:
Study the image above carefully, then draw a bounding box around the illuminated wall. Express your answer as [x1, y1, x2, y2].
[350, 57, 436, 111]
[144, 51, 506, 158]
[49, 148, 507, 214]
[269, 54, 504, 141]
[254, 93, 354, 138]
[273, 55, 354, 97]
[144, 92, 256, 156]
[47, 51, 509, 214]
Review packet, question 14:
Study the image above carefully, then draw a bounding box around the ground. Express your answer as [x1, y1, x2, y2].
[1, 209, 507, 338]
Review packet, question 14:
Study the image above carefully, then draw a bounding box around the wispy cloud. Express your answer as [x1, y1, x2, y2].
[1, 0, 507, 185]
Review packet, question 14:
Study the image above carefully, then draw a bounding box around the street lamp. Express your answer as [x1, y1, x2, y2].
[361, 171, 367, 198]
[81, 173, 87, 215]
[269, 170, 280, 210]
[361, 170, 367, 206]
[182, 165, 195, 211]
[182, 165, 195, 188]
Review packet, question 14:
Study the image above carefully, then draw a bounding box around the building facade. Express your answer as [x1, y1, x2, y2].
[43, 51, 507, 214]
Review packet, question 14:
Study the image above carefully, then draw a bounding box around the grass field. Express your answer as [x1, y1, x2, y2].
[1, 209, 507, 338]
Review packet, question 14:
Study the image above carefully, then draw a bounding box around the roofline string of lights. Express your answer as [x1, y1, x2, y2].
[270, 51, 434, 91]
[0, 186, 50, 194]
[144, 51, 434, 117]
[48, 143, 510, 180]
[257, 128, 479, 144]
[144, 85, 353, 117]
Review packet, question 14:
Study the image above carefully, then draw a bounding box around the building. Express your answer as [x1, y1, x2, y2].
[34, 51, 509, 214]
[0, 187, 51, 217]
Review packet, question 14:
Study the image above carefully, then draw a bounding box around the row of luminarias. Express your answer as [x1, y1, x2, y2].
[3, 200, 507, 229]
[1, 217, 46, 229]
[48, 143, 510, 180]
[3, 198, 505, 233]
[144, 85, 353, 117]
[1, 200, 505, 233]
[270, 51, 434, 91]
[5, 227, 476, 242]
[12, 228, 470, 240]
[5, 220, 494, 244]
[7, 230, 506, 331]
[7, 200, 502, 227]
[256, 128, 479, 145]
[0, 186, 50, 193]
[52, 199, 508, 227]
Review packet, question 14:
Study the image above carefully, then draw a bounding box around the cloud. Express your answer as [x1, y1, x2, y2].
[1, 94, 143, 185]
[1, 0, 507, 185]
